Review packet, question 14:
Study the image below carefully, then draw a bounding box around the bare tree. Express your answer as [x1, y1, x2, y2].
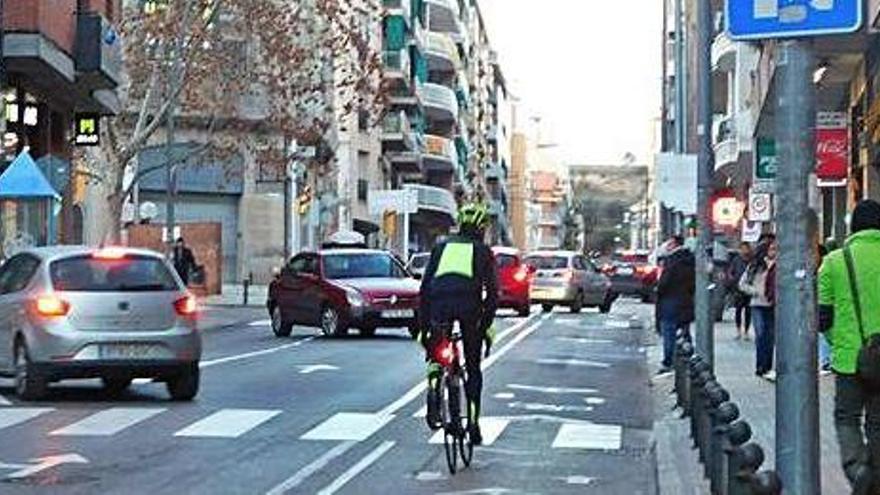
[81, 0, 383, 241]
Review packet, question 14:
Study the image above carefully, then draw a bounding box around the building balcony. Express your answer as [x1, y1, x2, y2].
[381, 111, 417, 152]
[422, 134, 457, 173]
[713, 115, 739, 171]
[420, 83, 458, 122]
[424, 32, 460, 72]
[426, 0, 462, 35]
[382, 0, 412, 25]
[75, 13, 122, 90]
[404, 183, 457, 220]
[383, 48, 412, 82]
[711, 31, 736, 72]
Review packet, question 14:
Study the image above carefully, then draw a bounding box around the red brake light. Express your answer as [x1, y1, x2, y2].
[513, 266, 529, 283]
[434, 338, 455, 367]
[174, 295, 199, 317]
[35, 295, 70, 317]
[93, 247, 128, 260]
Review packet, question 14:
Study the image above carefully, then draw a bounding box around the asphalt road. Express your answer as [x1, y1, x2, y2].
[0, 300, 656, 495]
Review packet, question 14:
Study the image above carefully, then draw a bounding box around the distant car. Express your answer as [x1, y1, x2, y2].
[0, 246, 202, 401]
[407, 252, 431, 280]
[603, 250, 659, 303]
[525, 251, 613, 314]
[268, 249, 420, 338]
[492, 247, 533, 317]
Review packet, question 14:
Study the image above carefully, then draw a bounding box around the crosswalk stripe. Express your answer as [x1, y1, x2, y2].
[174, 409, 281, 438]
[0, 394, 10, 406]
[428, 417, 510, 446]
[301, 413, 394, 442]
[0, 408, 53, 430]
[413, 406, 426, 418]
[551, 423, 622, 450]
[50, 408, 165, 436]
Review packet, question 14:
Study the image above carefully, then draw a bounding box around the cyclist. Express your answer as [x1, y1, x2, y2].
[419, 202, 498, 445]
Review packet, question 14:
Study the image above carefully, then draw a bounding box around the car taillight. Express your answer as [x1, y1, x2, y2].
[513, 266, 529, 283]
[93, 247, 128, 260]
[434, 338, 456, 367]
[35, 295, 70, 317]
[174, 295, 199, 317]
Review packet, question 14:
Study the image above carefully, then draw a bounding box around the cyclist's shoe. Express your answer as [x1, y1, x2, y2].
[469, 424, 483, 446]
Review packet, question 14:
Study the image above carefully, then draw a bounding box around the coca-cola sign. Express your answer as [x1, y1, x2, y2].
[816, 112, 849, 186]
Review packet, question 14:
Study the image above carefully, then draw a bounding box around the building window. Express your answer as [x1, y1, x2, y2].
[357, 179, 369, 202]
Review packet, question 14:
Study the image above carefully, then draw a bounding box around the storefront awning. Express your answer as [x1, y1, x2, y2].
[0, 150, 60, 200]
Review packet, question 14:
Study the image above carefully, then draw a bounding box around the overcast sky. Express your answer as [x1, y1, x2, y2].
[480, 1, 663, 166]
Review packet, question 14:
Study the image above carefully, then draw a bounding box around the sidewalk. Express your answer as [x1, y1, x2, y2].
[202, 284, 269, 307]
[654, 318, 848, 493]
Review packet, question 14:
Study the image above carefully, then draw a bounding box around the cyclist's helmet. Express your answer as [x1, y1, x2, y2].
[457, 202, 490, 230]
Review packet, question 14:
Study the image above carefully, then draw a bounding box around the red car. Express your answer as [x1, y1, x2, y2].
[267, 249, 420, 338]
[492, 247, 533, 316]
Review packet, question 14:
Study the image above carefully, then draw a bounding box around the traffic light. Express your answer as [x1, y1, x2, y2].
[297, 186, 312, 215]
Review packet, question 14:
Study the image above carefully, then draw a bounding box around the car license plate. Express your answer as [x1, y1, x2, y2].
[618, 267, 634, 276]
[98, 344, 159, 360]
[381, 309, 415, 319]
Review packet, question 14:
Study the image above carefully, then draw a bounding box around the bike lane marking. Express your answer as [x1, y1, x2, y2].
[200, 336, 316, 369]
[315, 441, 396, 495]
[264, 441, 357, 495]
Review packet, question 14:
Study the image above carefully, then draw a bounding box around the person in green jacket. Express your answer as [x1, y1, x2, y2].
[819, 199, 880, 495]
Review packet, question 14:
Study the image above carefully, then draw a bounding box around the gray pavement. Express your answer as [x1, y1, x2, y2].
[653, 316, 849, 494]
[0, 300, 659, 494]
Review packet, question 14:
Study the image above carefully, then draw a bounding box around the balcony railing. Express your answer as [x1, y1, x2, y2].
[713, 115, 738, 170]
[422, 134, 457, 171]
[426, 0, 462, 35]
[383, 0, 412, 21]
[404, 183, 458, 219]
[424, 31, 460, 70]
[420, 83, 459, 121]
[382, 111, 412, 135]
[383, 49, 411, 77]
[711, 31, 735, 72]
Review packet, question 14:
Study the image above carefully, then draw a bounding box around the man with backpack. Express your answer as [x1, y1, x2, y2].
[819, 199, 880, 495]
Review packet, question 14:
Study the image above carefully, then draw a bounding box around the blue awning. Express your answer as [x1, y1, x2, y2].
[0, 150, 61, 200]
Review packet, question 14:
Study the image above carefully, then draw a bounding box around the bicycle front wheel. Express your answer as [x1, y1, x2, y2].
[459, 383, 473, 467]
[441, 374, 459, 474]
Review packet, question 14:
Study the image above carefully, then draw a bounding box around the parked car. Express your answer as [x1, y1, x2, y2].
[0, 246, 202, 401]
[268, 249, 420, 338]
[524, 251, 613, 314]
[407, 252, 431, 280]
[602, 250, 659, 302]
[492, 247, 533, 317]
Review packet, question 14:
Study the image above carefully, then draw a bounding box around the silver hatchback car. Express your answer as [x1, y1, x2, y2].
[0, 246, 201, 401]
[525, 250, 614, 314]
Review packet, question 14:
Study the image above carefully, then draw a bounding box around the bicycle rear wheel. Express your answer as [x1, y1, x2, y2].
[458, 385, 474, 467]
[442, 374, 459, 474]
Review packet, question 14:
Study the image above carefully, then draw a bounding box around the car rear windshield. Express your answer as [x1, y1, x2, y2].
[50, 255, 179, 292]
[524, 256, 569, 270]
[324, 253, 407, 279]
[495, 254, 518, 268]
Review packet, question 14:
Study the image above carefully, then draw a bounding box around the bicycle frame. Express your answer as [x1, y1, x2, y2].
[432, 321, 473, 474]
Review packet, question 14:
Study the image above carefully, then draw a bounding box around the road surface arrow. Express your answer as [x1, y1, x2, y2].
[2, 453, 88, 479]
[298, 364, 340, 375]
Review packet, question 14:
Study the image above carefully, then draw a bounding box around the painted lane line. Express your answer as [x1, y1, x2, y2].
[376, 313, 545, 418]
[493, 392, 515, 400]
[316, 441, 396, 495]
[559, 476, 597, 486]
[481, 314, 553, 370]
[264, 441, 357, 495]
[249, 320, 272, 327]
[555, 337, 615, 345]
[174, 409, 281, 438]
[536, 358, 611, 369]
[50, 408, 165, 436]
[0, 394, 10, 406]
[301, 413, 394, 442]
[584, 397, 606, 405]
[507, 384, 598, 395]
[429, 417, 509, 446]
[507, 402, 594, 413]
[412, 406, 426, 418]
[299, 364, 339, 375]
[0, 408, 53, 431]
[551, 423, 623, 450]
[200, 336, 315, 368]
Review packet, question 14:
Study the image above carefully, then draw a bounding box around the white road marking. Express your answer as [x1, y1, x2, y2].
[507, 384, 598, 395]
[536, 358, 611, 369]
[0, 394, 10, 406]
[200, 337, 315, 368]
[413, 406, 426, 418]
[605, 320, 631, 329]
[559, 476, 596, 486]
[551, 423, 622, 450]
[555, 337, 614, 345]
[50, 408, 165, 436]
[584, 397, 607, 405]
[249, 320, 272, 327]
[174, 409, 281, 438]
[376, 313, 545, 418]
[1, 453, 88, 480]
[0, 408, 53, 431]
[264, 441, 357, 495]
[299, 364, 339, 375]
[437, 488, 515, 495]
[429, 417, 509, 446]
[493, 392, 515, 400]
[415, 471, 447, 481]
[301, 413, 394, 442]
[316, 441, 395, 495]
[132, 378, 153, 385]
[508, 402, 594, 413]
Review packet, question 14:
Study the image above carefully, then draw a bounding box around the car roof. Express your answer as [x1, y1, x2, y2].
[318, 248, 390, 256]
[491, 246, 521, 256]
[21, 245, 166, 262]
[525, 250, 578, 258]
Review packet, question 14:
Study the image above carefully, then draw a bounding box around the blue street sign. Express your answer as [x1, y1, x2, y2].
[727, 0, 862, 40]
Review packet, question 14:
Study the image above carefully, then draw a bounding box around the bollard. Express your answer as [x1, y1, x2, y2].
[700, 381, 729, 471]
[243, 272, 254, 306]
[689, 363, 712, 443]
[720, 420, 752, 495]
[709, 401, 740, 494]
[674, 340, 695, 410]
[729, 443, 765, 495]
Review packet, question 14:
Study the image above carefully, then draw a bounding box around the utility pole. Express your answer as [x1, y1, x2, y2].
[775, 39, 820, 495]
[695, 0, 714, 368]
[674, 0, 685, 154]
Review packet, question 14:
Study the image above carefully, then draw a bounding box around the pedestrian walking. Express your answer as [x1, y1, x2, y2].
[819, 199, 880, 495]
[727, 242, 753, 340]
[655, 235, 695, 375]
[172, 237, 197, 286]
[739, 237, 777, 380]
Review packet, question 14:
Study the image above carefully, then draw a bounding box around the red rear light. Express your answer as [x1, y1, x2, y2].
[93, 247, 128, 260]
[513, 266, 529, 283]
[434, 338, 455, 367]
[174, 295, 199, 317]
[35, 295, 70, 317]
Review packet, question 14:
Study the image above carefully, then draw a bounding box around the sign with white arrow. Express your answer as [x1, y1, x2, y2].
[298, 364, 339, 375]
[0, 453, 88, 479]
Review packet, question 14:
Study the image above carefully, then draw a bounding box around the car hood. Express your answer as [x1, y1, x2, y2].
[330, 278, 421, 297]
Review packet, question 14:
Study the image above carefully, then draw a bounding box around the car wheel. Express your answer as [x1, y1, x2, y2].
[102, 376, 133, 397]
[541, 304, 554, 313]
[570, 293, 583, 314]
[518, 305, 531, 317]
[166, 363, 199, 401]
[272, 306, 293, 338]
[321, 306, 348, 337]
[360, 326, 377, 338]
[14, 340, 46, 401]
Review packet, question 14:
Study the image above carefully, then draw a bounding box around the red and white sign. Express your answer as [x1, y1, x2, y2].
[816, 112, 849, 187]
[748, 191, 773, 222]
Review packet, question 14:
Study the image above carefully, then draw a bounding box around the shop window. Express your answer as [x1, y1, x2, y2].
[358, 179, 369, 202]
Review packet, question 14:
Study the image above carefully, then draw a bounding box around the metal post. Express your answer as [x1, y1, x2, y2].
[674, 0, 685, 153]
[291, 162, 300, 256]
[403, 210, 410, 261]
[695, 0, 714, 368]
[775, 39, 820, 495]
[284, 169, 292, 260]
